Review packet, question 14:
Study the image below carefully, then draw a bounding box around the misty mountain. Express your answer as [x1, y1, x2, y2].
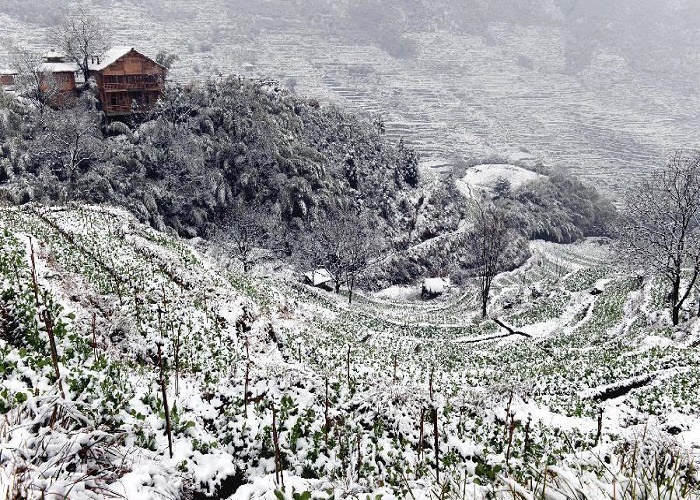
[115, 0, 700, 77]
[3, 0, 700, 197]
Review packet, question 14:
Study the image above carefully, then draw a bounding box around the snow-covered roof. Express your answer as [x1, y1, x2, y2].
[422, 278, 446, 295]
[304, 268, 333, 287]
[42, 49, 66, 62]
[38, 62, 78, 73]
[89, 46, 140, 71]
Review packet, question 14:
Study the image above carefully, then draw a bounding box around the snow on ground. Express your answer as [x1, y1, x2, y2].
[456, 163, 544, 198]
[1, 205, 699, 499]
[372, 284, 421, 301]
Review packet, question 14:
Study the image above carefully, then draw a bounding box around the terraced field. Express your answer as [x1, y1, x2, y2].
[3, 1, 700, 196]
[2, 205, 698, 498]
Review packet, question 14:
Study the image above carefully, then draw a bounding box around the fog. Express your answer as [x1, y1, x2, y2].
[5, 0, 697, 76]
[2, 0, 699, 194]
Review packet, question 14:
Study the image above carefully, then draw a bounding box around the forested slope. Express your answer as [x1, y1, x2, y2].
[0, 78, 420, 239]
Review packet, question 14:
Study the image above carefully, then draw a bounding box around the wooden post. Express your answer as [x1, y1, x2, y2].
[91, 312, 98, 360]
[29, 240, 64, 400]
[324, 376, 330, 449]
[157, 342, 173, 458]
[432, 406, 439, 483]
[504, 391, 513, 442]
[523, 415, 531, 456]
[244, 361, 250, 419]
[595, 407, 603, 446]
[418, 408, 425, 462]
[505, 419, 516, 471]
[28, 238, 40, 304]
[174, 324, 181, 396]
[346, 344, 351, 385]
[348, 274, 355, 304]
[133, 289, 141, 335]
[12, 260, 20, 291]
[272, 404, 284, 487]
[429, 368, 434, 401]
[393, 354, 397, 383]
[41, 306, 65, 400]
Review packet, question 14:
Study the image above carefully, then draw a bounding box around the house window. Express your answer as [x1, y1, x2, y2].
[110, 95, 118, 106]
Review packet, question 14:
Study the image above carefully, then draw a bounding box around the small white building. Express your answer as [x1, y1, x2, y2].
[304, 268, 334, 289]
[421, 278, 447, 298]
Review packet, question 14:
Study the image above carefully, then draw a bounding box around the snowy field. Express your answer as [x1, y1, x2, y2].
[456, 163, 544, 198]
[0, 205, 698, 498]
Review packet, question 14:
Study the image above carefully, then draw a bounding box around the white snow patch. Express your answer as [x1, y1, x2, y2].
[373, 285, 420, 301]
[422, 278, 446, 295]
[456, 164, 544, 198]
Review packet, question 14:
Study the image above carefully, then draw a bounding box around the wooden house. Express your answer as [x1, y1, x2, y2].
[88, 47, 167, 116]
[38, 51, 78, 107]
[1, 47, 165, 115]
[0, 63, 17, 91]
[0, 72, 15, 89]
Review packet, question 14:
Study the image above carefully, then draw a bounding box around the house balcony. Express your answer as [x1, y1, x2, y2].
[103, 104, 133, 114]
[103, 82, 162, 91]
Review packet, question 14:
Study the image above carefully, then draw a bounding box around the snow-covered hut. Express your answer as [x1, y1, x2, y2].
[421, 278, 446, 299]
[304, 268, 334, 290]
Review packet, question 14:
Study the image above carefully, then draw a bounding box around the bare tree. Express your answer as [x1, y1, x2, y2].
[51, 7, 109, 85]
[302, 209, 381, 303]
[466, 202, 512, 318]
[155, 51, 179, 70]
[9, 48, 64, 112]
[32, 105, 103, 184]
[339, 212, 382, 304]
[619, 152, 700, 326]
[218, 202, 277, 272]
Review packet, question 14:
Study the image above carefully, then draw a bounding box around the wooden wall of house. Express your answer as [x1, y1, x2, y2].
[99, 52, 166, 79]
[0, 74, 15, 86]
[45, 72, 77, 93]
[38, 72, 78, 108]
[95, 51, 166, 115]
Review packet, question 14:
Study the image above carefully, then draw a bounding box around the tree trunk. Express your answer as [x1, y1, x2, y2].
[480, 276, 490, 318]
[671, 276, 681, 326]
[672, 304, 681, 326]
[348, 274, 355, 304]
[432, 406, 439, 483]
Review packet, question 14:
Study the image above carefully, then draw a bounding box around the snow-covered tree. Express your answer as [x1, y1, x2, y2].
[51, 7, 110, 85]
[619, 152, 700, 326]
[397, 138, 420, 187]
[33, 105, 103, 185]
[466, 202, 512, 318]
[217, 202, 278, 272]
[302, 208, 382, 303]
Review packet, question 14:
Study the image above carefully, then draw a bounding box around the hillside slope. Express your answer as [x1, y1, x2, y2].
[3, 0, 700, 194]
[1, 204, 698, 499]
